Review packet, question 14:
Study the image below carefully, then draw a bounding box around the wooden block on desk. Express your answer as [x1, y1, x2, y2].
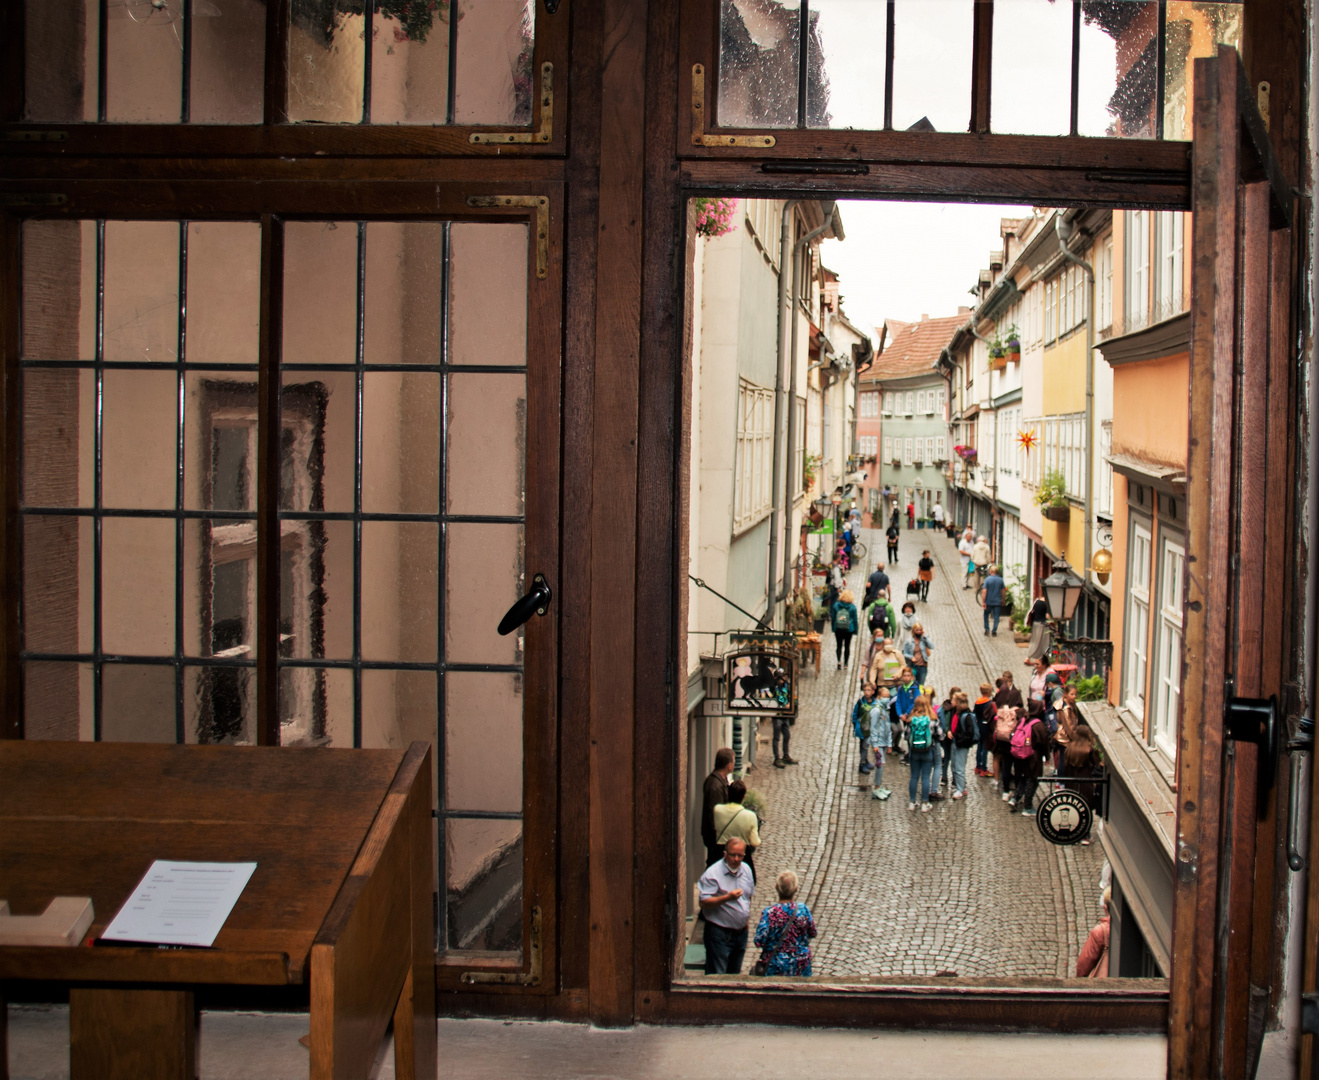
[0, 898, 94, 947]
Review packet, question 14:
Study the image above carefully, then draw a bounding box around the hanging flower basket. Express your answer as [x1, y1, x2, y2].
[693, 198, 740, 238]
[1042, 504, 1070, 522]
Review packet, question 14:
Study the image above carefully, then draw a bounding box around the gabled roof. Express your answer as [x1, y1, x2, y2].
[869, 313, 966, 380]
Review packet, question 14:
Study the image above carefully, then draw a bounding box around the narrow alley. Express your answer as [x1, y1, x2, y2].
[734, 526, 1105, 979]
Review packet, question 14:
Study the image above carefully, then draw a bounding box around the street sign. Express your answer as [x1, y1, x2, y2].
[723, 645, 797, 718]
[1036, 788, 1093, 845]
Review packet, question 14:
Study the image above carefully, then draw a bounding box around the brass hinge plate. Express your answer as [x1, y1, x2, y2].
[461, 905, 542, 986]
[464, 195, 549, 279]
[470, 63, 553, 145]
[692, 65, 776, 148]
[0, 192, 68, 207]
[4, 130, 68, 142]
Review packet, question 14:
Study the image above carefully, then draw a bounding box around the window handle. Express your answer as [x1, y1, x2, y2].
[498, 574, 552, 636]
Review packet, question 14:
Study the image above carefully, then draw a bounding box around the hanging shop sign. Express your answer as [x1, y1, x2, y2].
[723, 636, 798, 718]
[1036, 788, 1093, 845]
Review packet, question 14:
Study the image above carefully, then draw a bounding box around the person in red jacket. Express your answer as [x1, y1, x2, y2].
[1077, 889, 1112, 977]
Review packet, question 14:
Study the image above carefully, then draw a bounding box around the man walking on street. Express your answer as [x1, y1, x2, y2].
[980, 565, 1006, 637]
[864, 563, 891, 608]
[886, 520, 900, 564]
[970, 534, 992, 591]
[702, 748, 734, 868]
[699, 837, 755, 974]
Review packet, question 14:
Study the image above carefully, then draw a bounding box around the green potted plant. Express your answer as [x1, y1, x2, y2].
[803, 452, 821, 491]
[1005, 324, 1021, 363]
[988, 337, 1007, 371]
[1034, 468, 1070, 521]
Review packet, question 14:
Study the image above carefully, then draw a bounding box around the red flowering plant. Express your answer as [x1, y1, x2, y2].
[693, 198, 740, 238]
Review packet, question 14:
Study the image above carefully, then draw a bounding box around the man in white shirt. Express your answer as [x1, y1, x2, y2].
[698, 838, 755, 974]
[932, 502, 944, 528]
[957, 530, 976, 589]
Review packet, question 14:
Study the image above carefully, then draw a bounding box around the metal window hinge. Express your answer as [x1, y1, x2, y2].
[1224, 684, 1279, 807]
[464, 195, 549, 279]
[461, 905, 542, 987]
[692, 65, 776, 148]
[0, 193, 68, 208]
[470, 63, 553, 145]
[3, 130, 67, 142]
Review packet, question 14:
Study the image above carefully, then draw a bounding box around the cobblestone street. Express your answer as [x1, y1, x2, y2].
[738, 526, 1105, 978]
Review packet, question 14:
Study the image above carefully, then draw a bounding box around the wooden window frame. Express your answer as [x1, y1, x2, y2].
[0, 0, 570, 158]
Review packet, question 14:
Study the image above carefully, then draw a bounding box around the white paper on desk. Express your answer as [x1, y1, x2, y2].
[101, 860, 257, 947]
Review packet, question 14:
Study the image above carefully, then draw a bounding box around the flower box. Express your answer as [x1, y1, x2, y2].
[989, 354, 1007, 371]
[1042, 504, 1070, 522]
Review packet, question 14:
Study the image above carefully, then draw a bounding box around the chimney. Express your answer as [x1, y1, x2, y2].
[921, 313, 929, 320]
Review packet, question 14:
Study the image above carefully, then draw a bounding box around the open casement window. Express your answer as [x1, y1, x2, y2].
[680, 0, 1240, 197]
[6, 0, 568, 155]
[8, 194, 563, 993]
[1170, 45, 1295, 1079]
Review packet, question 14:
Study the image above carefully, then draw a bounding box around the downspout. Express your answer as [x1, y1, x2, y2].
[1057, 212, 1096, 598]
[779, 203, 838, 613]
[768, 201, 800, 627]
[963, 321, 1000, 557]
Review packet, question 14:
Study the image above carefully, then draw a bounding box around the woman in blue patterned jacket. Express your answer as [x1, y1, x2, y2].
[752, 870, 817, 976]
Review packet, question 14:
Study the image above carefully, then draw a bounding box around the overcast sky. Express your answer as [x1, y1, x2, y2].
[820, 200, 1035, 337]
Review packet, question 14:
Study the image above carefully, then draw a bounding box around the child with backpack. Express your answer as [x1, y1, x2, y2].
[1009, 700, 1051, 814]
[851, 682, 881, 774]
[934, 686, 960, 795]
[869, 685, 894, 801]
[947, 690, 979, 799]
[891, 666, 919, 764]
[994, 702, 1019, 800]
[906, 695, 943, 812]
[973, 682, 998, 779]
[831, 588, 859, 670]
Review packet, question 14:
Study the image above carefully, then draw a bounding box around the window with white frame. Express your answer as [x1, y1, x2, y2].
[883, 435, 893, 462]
[881, 392, 892, 415]
[794, 396, 806, 493]
[1044, 277, 1055, 343]
[1151, 536, 1184, 757]
[905, 391, 914, 415]
[1125, 520, 1153, 719]
[1096, 235, 1113, 331]
[859, 435, 878, 458]
[938, 435, 947, 462]
[1155, 210, 1185, 321]
[1126, 210, 1151, 331]
[913, 437, 923, 463]
[1098, 420, 1113, 518]
[903, 437, 913, 465]
[916, 390, 926, 414]
[925, 392, 936, 415]
[734, 380, 774, 531]
[860, 391, 879, 418]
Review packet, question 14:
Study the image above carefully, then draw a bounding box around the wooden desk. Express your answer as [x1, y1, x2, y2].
[0, 741, 437, 1080]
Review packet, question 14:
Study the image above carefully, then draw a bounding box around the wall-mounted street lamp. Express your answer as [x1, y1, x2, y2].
[1042, 554, 1085, 623]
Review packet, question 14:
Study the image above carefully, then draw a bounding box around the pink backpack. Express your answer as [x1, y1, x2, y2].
[994, 704, 1018, 742]
[1010, 715, 1039, 759]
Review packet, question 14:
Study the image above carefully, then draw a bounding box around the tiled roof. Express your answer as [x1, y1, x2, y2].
[869, 313, 965, 380]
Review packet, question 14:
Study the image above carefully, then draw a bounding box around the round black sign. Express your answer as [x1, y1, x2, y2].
[1036, 789, 1093, 845]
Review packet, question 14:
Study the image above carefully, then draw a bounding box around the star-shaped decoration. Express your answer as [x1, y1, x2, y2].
[1017, 428, 1037, 453]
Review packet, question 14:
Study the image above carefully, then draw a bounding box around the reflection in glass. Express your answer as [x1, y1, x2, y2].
[183, 518, 255, 659]
[280, 518, 353, 660]
[21, 221, 97, 362]
[992, 0, 1072, 136]
[287, 6, 365, 122]
[361, 521, 439, 663]
[362, 372, 440, 515]
[24, 0, 100, 122]
[372, 10, 451, 125]
[807, 0, 879, 129]
[360, 669, 439, 799]
[1078, 1, 1158, 138]
[23, 517, 94, 656]
[24, 662, 93, 742]
[446, 818, 523, 952]
[104, 221, 181, 363]
[446, 672, 523, 813]
[102, 518, 176, 655]
[278, 664, 352, 747]
[102, 663, 176, 743]
[364, 223, 446, 365]
[891, 0, 973, 133]
[280, 371, 355, 513]
[446, 372, 525, 518]
[283, 222, 358, 366]
[102, 369, 178, 510]
[449, 224, 528, 367]
[453, 0, 535, 126]
[186, 664, 255, 745]
[187, 223, 261, 365]
[718, 0, 802, 128]
[1162, 2, 1242, 140]
[24, 369, 94, 508]
[190, 0, 265, 123]
[105, 0, 184, 122]
[445, 523, 522, 667]
[184, 373, 257, 510]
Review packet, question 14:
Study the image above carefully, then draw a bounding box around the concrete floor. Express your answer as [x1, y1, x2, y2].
[5, 1004, 1168, 1079]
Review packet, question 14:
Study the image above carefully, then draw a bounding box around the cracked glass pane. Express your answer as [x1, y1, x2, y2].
[992, 0, 1072, 136]
[718, 0, 801, 129]
[1078, 1, 1158, 138]
[106, 0, 184, 122]
[891, 0, 973, 133]
[806, 0, 883, 130]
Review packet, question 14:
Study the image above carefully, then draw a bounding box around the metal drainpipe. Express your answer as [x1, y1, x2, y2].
[767, 201, 799, 628]
[962, 321, 1000, 559]
[1057, 212, 1096, 604]
[779, 205, 837, 613]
